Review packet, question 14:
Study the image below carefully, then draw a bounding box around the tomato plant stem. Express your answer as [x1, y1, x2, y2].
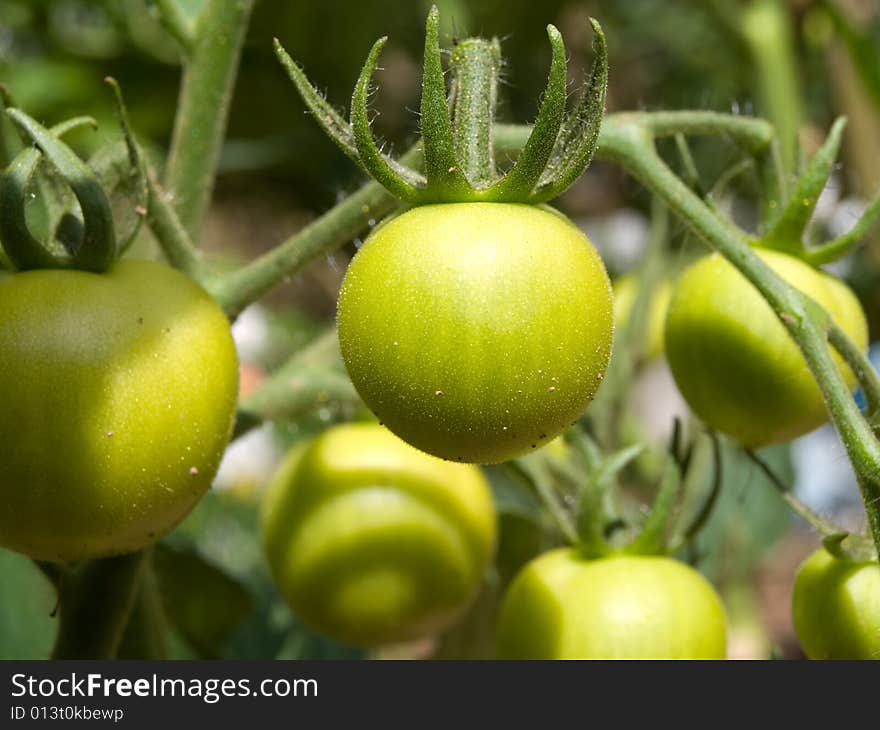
[51, 551, 147, 659]
[448, 37, 500, 188]
[145, 161, 208, 281]
[739, 0, 803, 173]
[164, 0, 254, 240]
[210, 146, 421, 318]
[744, 449, 847, 538]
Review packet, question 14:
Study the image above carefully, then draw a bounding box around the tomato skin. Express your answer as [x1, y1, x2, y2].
[0, 260, 239, 562]
[496, 549, 727, 659]
[612, 274, 671, 359]
[261, 422, 497, 647]
[792, 548, 880, 660]
[337, 202, 614, 464]
[664, 249, 867, 448]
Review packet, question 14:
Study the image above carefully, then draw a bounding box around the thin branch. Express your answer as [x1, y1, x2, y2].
[144, 161, 207, 281]
[507, 460, 578, 545]
[51, 551, 147, 659]
[744, 449, 845, 538]
[210, 146, 421, 318]
[828, 322, 880, 422]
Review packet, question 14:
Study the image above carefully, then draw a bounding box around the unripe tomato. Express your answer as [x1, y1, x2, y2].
[261, 422, 497, 647]
[496, 549, 727, 659]
[337, 203, 613, 464]
[792, 547, 880, 660]
[0, 260, 239, 562]
[664, 249, 867, 447]
[612, 274, 671, 359]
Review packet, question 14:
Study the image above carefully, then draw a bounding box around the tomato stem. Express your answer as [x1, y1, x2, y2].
[508, 460, 579, 545]
[447, 36, 501, 190]
[50, 551, 147, 660]
[209, 145, 422, 318]
[163, 0, 254, 240]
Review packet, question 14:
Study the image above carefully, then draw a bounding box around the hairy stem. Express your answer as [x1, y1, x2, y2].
[449, 38, 501, 188]
[211, 147, 421, 318]
[51, 551, 147, 659]
[164, 0, 254, 240]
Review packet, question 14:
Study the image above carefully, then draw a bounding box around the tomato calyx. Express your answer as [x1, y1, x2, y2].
[0, 79, 147, 274]
[516, 422, 723, 561]
[821, 532, 877, 564]
[274, 6, 608, 206]
[755, 117, 880, 266]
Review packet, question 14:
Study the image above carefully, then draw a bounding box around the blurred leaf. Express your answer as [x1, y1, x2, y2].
[153, 542, 253, 659]
[0, 549, 57, 659]
[483, 464, 545, 524]
[691, 441, 793, 583]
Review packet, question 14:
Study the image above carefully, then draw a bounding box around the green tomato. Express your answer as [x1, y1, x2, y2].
[337, 203, 614, 464]
[0, 259, 239, 562]
[496, 549, 727, 659]
[612, 273, 672, 360]
[262, 422, 497, 647]
[664, 249, 867, 448]
[792, 547, 880, 660]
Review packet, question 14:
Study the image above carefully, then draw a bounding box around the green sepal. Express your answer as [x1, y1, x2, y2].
[804, 187, 880, 266]
[103, 78, 149, 255]
[485, 25, 567, 200]
[764, 117, 846, 252]
[275, 10, 610, 206]
[0, 114, 113, 271]
[533, 18, 608, 203]
[420, 5, 472, 197]
[822, 532, 877, 563]
[623, 456, 683, 556]
[448, 37, 501, 191]
[273, 39, 425, 188]
[575, 442, 644, 559]
[350, 37, 425, 204]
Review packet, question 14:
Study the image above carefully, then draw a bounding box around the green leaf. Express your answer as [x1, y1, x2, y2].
[0, 550, 57, 659]
[153, 542, 254, 659]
